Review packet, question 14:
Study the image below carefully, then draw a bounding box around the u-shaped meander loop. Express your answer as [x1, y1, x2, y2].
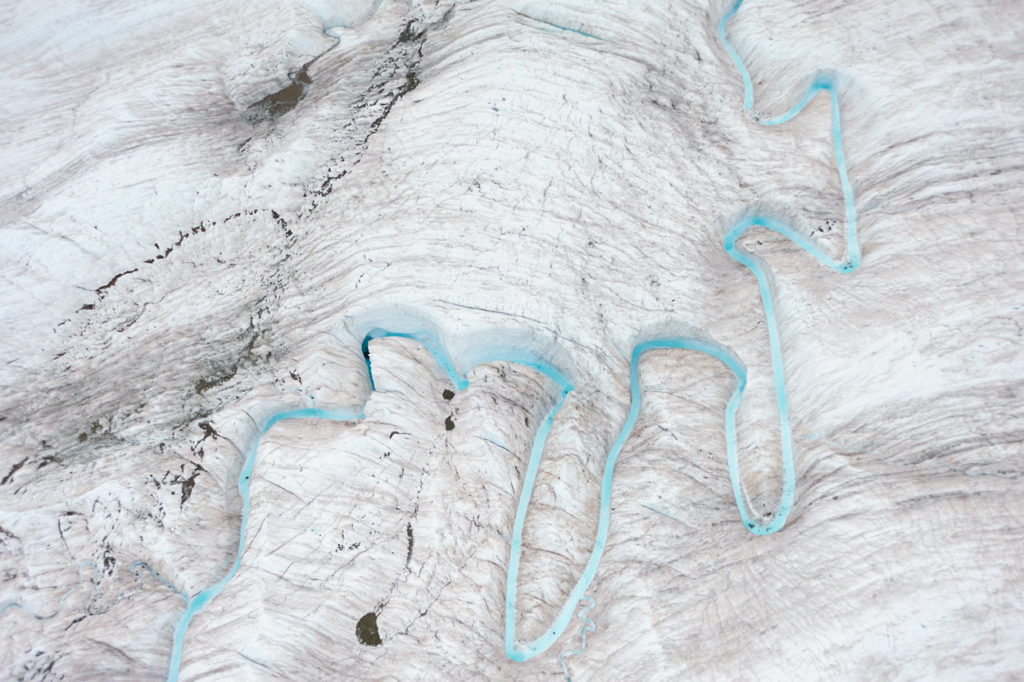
[504, 336, 750, 661]
[718, 0, 861, 273]
[716, 0, 862, 534]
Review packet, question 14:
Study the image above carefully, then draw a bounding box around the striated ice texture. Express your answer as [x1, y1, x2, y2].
[1, 0, 1023, 680]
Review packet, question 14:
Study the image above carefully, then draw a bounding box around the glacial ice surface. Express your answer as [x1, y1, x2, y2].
[1, 0, 1023, 680]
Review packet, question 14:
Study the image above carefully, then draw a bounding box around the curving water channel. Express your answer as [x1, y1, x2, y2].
[718, 0, 861, 534]
[165, 0, 861, 678]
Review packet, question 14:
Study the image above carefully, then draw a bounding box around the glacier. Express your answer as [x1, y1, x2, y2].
[1, 0, 1022, 680]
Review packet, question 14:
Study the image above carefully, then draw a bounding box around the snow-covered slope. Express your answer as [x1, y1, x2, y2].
[1, 0, 1022, 679]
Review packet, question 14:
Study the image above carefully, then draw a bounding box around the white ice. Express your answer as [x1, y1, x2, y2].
[1, 0, 1022, 679]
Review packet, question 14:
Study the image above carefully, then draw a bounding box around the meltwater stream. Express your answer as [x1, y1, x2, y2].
[717, 0, 861, 534]
[167, 330, 750, 679]
[166, 1, 862, 678]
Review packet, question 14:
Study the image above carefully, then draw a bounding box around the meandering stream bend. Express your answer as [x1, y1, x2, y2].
[166, 1, 862, 678]
[718, 0, 861, 535]
[167, 329, 791, 677]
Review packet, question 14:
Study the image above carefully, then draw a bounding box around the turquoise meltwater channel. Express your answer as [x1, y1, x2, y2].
[165, 1, 862, 678]
[716, 0, 861, 537]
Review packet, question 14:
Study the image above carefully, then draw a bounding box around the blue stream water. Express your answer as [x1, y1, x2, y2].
[0, 560, 97, 621]
[717, 0, 860, 535]
[559, 595, 597, 681]
[165, 1, 861, 677]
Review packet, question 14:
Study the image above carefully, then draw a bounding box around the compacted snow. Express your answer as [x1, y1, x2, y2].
[1, 0, 1022, 679]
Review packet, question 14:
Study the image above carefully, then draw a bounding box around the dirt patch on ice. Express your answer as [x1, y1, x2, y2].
[243, 61, 314, 125]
